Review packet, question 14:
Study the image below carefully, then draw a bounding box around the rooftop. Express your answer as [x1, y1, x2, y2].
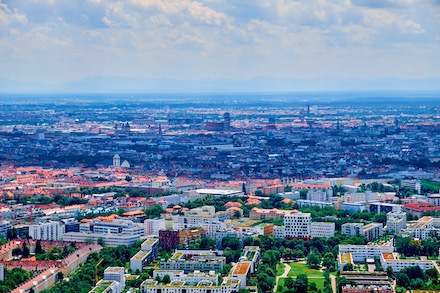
[232, 262, 250, 275]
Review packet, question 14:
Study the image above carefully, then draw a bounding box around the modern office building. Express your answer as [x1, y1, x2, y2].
[284, 212, 311, 239]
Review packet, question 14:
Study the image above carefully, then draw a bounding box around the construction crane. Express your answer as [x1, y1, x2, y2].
[95, 259, 103, 283]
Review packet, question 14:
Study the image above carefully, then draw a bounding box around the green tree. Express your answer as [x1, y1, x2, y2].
[343, 263, 354, 271]
[22, 242, 30, 258]
[35, 240, 44, 254]
[307, 252, 321, 269]
[162, 274, 171, 284]
[293, 274, 308, 293]
[285, 277, 294, 289]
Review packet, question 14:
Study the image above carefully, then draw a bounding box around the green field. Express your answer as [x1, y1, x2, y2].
[277, 277, 326, 292]
[287, 262, 324, 278]
[276, 262, 326, 292]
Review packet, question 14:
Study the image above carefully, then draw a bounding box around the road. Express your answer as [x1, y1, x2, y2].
[274, 263, 291, 292]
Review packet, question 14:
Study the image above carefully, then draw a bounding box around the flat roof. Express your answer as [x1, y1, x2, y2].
[232, 262, 250, 275]
[195, 189, 242, 195]
[340, 252, 353, 264]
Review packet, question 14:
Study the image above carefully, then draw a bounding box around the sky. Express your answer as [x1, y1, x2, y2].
[0, 0, 440, 92]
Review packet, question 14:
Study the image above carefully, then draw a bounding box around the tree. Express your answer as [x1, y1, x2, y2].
[396, 273, 410, 288]
[342, 263, 354, 271]
[162, 274, 171, 284]
[293, 274, 308, 293]
[97, 238, 105, 246]
[386, 266, 395, 279]
[285, 277, 295, 289]
[22, 242, 30, 258]
[35, 240, 44, 254]
[307, 252, 321, 269]
[222, 237, 241, 250]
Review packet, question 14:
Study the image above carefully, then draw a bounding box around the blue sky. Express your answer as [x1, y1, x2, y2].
[0, 0, 439, 92]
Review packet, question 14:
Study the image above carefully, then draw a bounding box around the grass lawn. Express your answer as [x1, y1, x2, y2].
[277, 277, 326, 292]
[276, 263, 286, 276]
[287, 262, 324, 278]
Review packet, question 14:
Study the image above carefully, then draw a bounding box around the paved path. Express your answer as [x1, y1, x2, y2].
[274, 263, 291, 292]
[329, 273, 337, 293]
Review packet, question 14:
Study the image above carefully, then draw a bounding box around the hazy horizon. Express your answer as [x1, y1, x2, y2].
[1, 0, 439, 93]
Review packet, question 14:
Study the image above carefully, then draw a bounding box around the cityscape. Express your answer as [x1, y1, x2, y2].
[0, 94, 439, 293]
[1, 1, 440, 293]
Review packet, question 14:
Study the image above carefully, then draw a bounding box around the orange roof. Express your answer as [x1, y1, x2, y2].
[232, 262, 250, 275]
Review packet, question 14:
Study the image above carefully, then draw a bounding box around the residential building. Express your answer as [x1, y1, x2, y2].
[89, 280, 120, 293]
[29, 221, 63, 241]
[153, 270, 220, 285]
[160, 251, 225, 273]
[272, 226, 285, 238]
[380, 252, 434, 272]
[407, 216, 440, 240]
[0, 220, 12, 237]
[104, 267, 125, 293]
[145, 219, 166, 236]
[342, 284, 392, 293]
[249, 208, 297, 220]
[159, 230, 180, 249]
[426, 194, 440, 206]
[342, 223, 364, 237]
[131, 238, 159, 272]
[386, 212, 406, 233]
[140, 277, 241, 293]
[363, 223, 383, 242]
[311, 222, 335, 238]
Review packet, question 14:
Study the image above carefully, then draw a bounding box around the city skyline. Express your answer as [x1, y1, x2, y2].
[1, 0, 440, 92]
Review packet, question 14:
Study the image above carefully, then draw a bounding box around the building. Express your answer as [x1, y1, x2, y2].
[296, 199, 333, 209]
[339, 245, 394, 262]
[250, 208, 298, 220]
[160, 251, 225, 273]
[403, 202, 440, 217]
[0, 264, 3, 281]
[426, 194, 440, 206]
[306, 189, 331, 202]
[231, 262, 251, 289]
[145, 219, 166, 236]
[341, 202, 367, 213]
[380, 252, 434, 272]
[131, 238, 159, 272]
[238, 246, 260, 273]
[386, 212, 406, 233]
[338, 252, 354, 271]
[215, 231, 239, 249]
[401, 179, 421, 194]
[342, 284, 392, 293]
[311, 222, 335, 238]
[29, 221, 63, 241]
[153, 270, 220, 285]
[89, 280, 120, 293]
[104, 267, 125, 293]
[113, 155, 121, 167]
[272, 226, 285, 238]
[342, 223, 364, 237]
[82, 219, 145, 238]
[0, 220, 12, 237]
[284, 212, 311, 240]
[159, 230, 180, 249]
[363, 223, 383, 242]
[140, 278, 240, 293]
[341, 222, 383, 241]
[407, 216, 440, 240]
[223, 112, 231, 132]
[63, 232, 139, 246]
[369, 203, 402, 214]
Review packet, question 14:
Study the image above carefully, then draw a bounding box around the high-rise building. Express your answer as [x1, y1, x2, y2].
[29, 221, 63, 241]
[284, 212, 311, 239]
[223, 112, 230, 132]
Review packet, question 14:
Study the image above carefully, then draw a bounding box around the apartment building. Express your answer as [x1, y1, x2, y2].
[380, 252, 434, 272]
[103, 267, 125, 293]
[339, 245, 394, 262]
[131, 238, 159, 272]
[29, 221, 63, 241]
[386, 212, 406, 233]
[144, 219, 166, 236]
[140, 278, 241, 293]
[159, 251, 225, 273]
[311, 222, 335, 238]
[249, 208, 297, 220]
[341, 222, 383, 241]
[408, 216, 440, 240]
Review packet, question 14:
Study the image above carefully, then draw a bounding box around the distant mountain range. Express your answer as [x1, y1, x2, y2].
[0, 76, 439, 93]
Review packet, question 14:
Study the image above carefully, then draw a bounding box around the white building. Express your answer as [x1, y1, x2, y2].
[81, 219, 145, 238]
[29, 221, 63, 241]
[307, 189, 330, 202]
[145, 219, 166, 236]
[104, 267, 125, 293]
[341, 223, 364, 237]
[408, 216, 440, 240]
[153, 270, 220, 285]
[311, 222, 335, 238]
[427, 194, 440, 206]
[63, 232, 139, 246]
[380, 252, 434, 272]
[386, 212, 406, 233]
[284, 212, 311, 239]
[140, 278, 241, 293]
[272, 226, 285, 238]
[90, 280, 120, 293]
[113, 155, 121, 167]
[339, 244, 394, 262]
[363, 223, 383, 242]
